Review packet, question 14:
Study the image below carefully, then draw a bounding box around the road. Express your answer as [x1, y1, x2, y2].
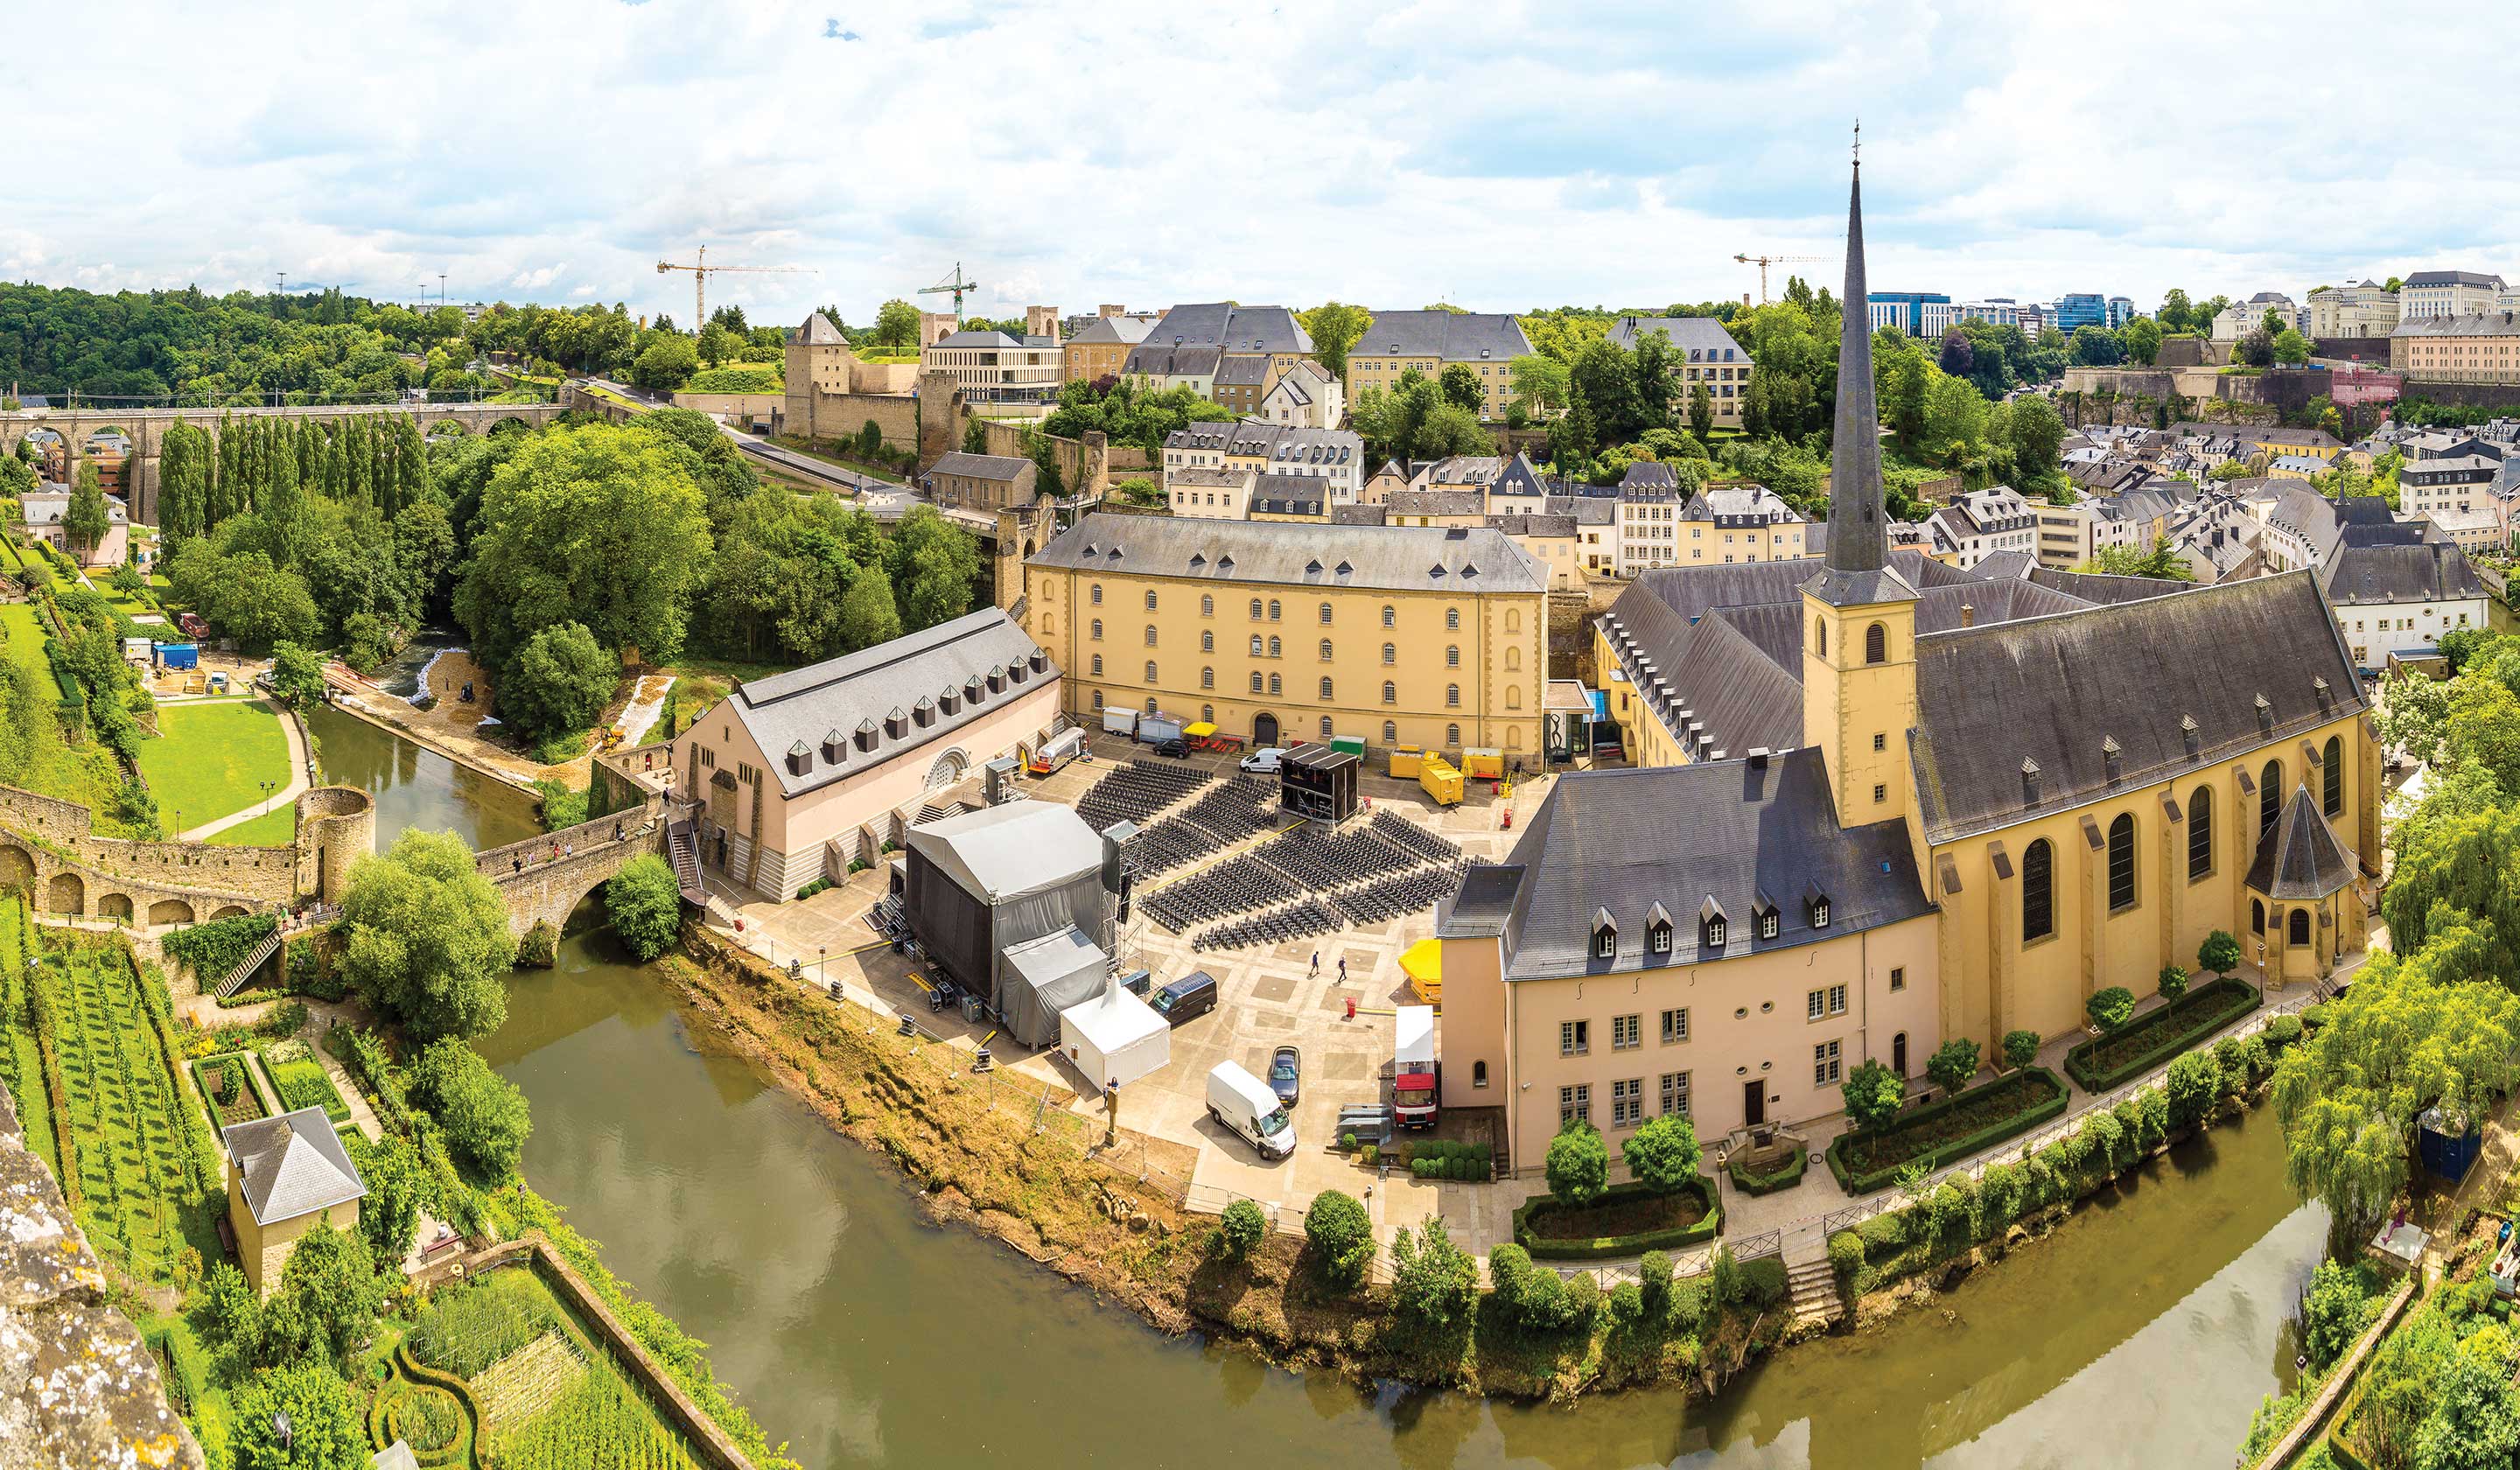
[571, 373, 925, 514]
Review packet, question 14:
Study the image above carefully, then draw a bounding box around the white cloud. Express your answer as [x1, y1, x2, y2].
[14, 0, 2519, 326]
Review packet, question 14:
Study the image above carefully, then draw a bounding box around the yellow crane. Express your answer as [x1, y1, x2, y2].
[654, 245, 809, 329]
[919, 262, 979, 319]
[1732, 252, 1826, 305]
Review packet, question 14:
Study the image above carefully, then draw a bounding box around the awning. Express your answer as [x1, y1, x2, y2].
[1184, 721, 1218, 738]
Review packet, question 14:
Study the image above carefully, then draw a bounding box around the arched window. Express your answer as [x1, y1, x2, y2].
[1090, 584, 1103, 606]
[1249, 598, 1263, 620]
[1090, 654, 1102, 676]
[1319, 676, 1334, 699]
[1382, 642, 1396, 664]
[1319, 639, 1333, 661]
[1268, 598, 1281, 620]
[2323, 735, 2343, 817]
[2260, 760, 2281, 836]
[1091, 689, 1103, 710]
[1250, 672, 1263, 693]
[1200, 594, 1214, 616]
[2107, 813, 2136, 911]
[1815, 617, 1827, 658]
[1507, 687, 1522, 710]
[1144, 661, 1158, 682]
[1268, 674, 1281, 696]
[1268, 636, 1282, 658]
[1866, 622, 1887, 665]
[1446, 723, 1460, 746]
[1446, 645, 1460, 668]
[1250, 634, 1264, 656]
[1200, 631, 1214, 653]
[1200, 668, 1214, 689]
[2252, 898, 2265, 934]
[1202, 704, 1214, 723]
[1144, 626, 1158, 645]
[1446, 607, 1460, 630]
[1446, 683, 1460, 707]
[1319, 602, 1333, 624]
[2289, 907, 2310, 946]
[1505, 647, 1521, 671]
[2188, 786, 2214, 882]
[1382, 720, 1397, 742]
[1091, 619, 1103, 640]
[1506, 607, 1521, 633]
[1144, 590, 1158, 611]
[1472, 1060, 1488, 1088]
[2021, 838, 2054, 942]
[1320, 716, 1334, 737]
[1382, 681, 1396, 704]
[1382, 605, 1396, 628]
[1146, 697, 1158, 715]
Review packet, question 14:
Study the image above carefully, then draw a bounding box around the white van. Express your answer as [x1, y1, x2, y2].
[1207, 1061, 1296, 1159]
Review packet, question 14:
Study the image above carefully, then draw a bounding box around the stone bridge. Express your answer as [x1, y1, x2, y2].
[0, 399, 568, 524]
[477, 796, 675, 938]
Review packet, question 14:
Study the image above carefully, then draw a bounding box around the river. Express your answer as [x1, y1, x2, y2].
[318, 710, 2329, 1470]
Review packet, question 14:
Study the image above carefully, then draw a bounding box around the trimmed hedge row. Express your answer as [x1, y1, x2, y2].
[2064, 976, 2262, 1093]
[1726, 1144, 1808, 1196]
[1511, 1176, 1722, 1260]
[1825, 1068, 2071, 1195]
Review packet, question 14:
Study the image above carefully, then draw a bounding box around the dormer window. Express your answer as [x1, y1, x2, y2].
[1758, 911, 1778, 941]
[1591, 906, 1617, 960]
[1647, 901, 1673, 956]
[1805, 880, 1831, 931]
[1702, 896, 1731, 951]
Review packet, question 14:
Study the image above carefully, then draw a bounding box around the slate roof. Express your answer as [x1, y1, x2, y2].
[1544, 494, 1616, 527]
[2026, 567, 2192, 606]
[2406, 270, 2508, 289]
[1387, 489, 1486, 519]
[1603, 315, 1750, 361]
[1490, 452, 1553, 499]
[1487, 512, 1578, 539]
[1908, 571, 2365, 844]
[1214, 355, 1270, 388]
[1352, 311, 1534, 363]
[1597, 595, 1804, 757]
[721, 608, 1057, 799]
[1972, 550, 2036, 581]
[797, 312, 848, 346]
[2391, 312, 2520, 340]
[1330, 503, 1389, 526]
[929, 452, 1031, 482]
[1140, 302, 1313, 356]
[2244, 784, 2357, 900]
[2319, 535, 2487, 607]
[1467, 752, 1935, 981]
[1681, 484, 1802, 524]
[224, 1108, 367, 1226]
[1031, 511, 1546, 594]
[1251, 474, 1326, 516]
[1068, 315, 1155, 346]
[1124, 344, 1224, 377]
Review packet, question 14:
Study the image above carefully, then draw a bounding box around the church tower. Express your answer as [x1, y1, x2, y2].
[1802, 136, 1922, 830]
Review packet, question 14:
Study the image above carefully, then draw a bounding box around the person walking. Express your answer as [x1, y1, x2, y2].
[1338, 955, 1348, 983]
[1310, 950, 1320, 979]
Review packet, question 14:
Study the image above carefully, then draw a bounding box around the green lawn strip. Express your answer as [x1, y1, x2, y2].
[0, 602, 52, 678]
[2063, 977, 2263, 1092]
[1825, 1067, 2072, 1195]
[136, 698, 293, 830]
[206, 804, 297, 848]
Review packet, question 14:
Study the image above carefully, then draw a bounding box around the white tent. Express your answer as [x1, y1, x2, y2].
[1060, 972, 1171, 1095]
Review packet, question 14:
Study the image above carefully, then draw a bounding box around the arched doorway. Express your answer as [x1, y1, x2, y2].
[1892, 1032, 1908, 1076]
[148, 899, 196, 925]
[924, 748, 969, 792]
[1253, 711, 1279, 748]
[210, 905, 248, 920]
[97, 893, 133, 922]
[46, 872, 83, 915]
[0, 845, 32, 890]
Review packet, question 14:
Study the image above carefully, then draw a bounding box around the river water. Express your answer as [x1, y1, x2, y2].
[318, 710, 2328, 1470]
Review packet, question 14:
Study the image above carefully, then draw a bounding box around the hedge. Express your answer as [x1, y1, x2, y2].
[1511, 1176, 1721, 1260]
[1825, 1068, 2071, 1195]
[2063, 977, 2261, 1093]
[1726, 1143, 1808, 1196]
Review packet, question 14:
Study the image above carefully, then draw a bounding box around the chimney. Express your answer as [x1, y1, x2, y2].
[2102, 735, 2123, 786]
[2181, 714, 2201, 760]
[2255, 693, 2274, 737]
[1960, 602, 1976, 627]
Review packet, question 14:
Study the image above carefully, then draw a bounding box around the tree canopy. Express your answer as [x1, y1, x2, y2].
[338, 829, 519, 1040]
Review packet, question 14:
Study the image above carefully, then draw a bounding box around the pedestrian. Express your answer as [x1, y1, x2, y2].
[1338, 955, 1348, 982]
[512, 858, 522, 877]
[564, 843, 573, 859]
[1310, 950, 1320, 978]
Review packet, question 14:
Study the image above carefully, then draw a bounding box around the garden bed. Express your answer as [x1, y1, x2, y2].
[260, 1040, 354, 1124]
[190, 1052, 275, 1127]
[2063, 977, 2261, 1093]
[1726, 1144, 1808, 1196]
[1511, 1177, 1720, 1260]
[1826, 1067, 2070, 1194]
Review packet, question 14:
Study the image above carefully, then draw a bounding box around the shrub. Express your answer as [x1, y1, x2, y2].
[1621, 1113, 1703, 1195]
[1488, 1244, 1586, 1335]
[795, 877, 833, 901]
[1978, 1161, 2023, 1224]
[1828, 1229, 1863, 1288]
[2165, 1051, 2218, 1130]
[2212, 1035, 2246, 1091]
[1215, 1200, 1265, 1262]
[2083, 1109, 2125, 1170]
[2156, 963, 2189, 1002]
[2002, 1029, 2041, 1070]
[2302, 1259, 2377, 1371]
[2198, 928, 2243, 978]
[2265, 1013, 2305, 1046]
[1638, 1250, 1674, 1317]
[1339, 1130, 1356, 1152]
[1305, 1190, 1373, 1290]
[1359, 1143, 1379, 1166]
[1927, 1038, 1981, 1095]
[1606, 1279, 1645, 1329]
[514, 918, 558, 970]
[1564, 1270, 1602, 1320]
[1544, 1118, 1609, 1207]
[2087, 986, 2137, 1032]
[1390, 1215, 1478, 1337]
[1841, 1058, 1906, 1133]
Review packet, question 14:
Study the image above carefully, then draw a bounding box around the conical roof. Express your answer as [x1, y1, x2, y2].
[1802, 146, 1914, 608]
[2244, 783, 2356, 901]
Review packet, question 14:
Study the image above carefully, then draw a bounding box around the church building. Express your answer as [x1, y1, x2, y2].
[1436, 158, 2380, 1166]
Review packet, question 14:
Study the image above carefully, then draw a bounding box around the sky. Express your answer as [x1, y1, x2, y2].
[12, 0, 2517, 330]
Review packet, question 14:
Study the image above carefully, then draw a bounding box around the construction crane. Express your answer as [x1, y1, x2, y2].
[919, 262, 979, 320]
[1732, 253, 1826, 305]
[654, 245, 808, 329]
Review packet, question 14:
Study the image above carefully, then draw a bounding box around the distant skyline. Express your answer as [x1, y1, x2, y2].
[14, 0, 2518, 332]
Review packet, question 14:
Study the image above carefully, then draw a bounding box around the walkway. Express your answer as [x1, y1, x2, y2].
[173, 703, 311, 841]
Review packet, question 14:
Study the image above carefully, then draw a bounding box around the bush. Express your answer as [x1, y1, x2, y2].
[1828, 1229, 1864, 1289]
[1305, 1189, 1373, 1290]
[1621, 1113, 1703, 1195]
[1512, 1177, 1720, 1259]
[1390, 1216, 1477, 1336]
[604, 853, 682, 962]
[2087, 986, 2137, 1032]
[2002, 1029, 2041, 1070]
[1726, 1143, 1808, 1196]
[2157, 963, 2189, 1002]
[795, 877, 833, 901]
[1544, 1118, 1609, 1207]
[1488, 1243, 1587, 1335]
[1927, 1038, 1982, 1095]
[2165, 1050, 2218, 1130]
[2062, 976, 2261, 1093]
[409, 1039, 531, 1183]
[2266, 1013, 2305, 1047]
[161, 912, 279, 985]
[2302, 1259, 2378, 1372]
[1638, 1250, 1674, 1317]
[514, 918, 557, 970]
[1215, 1199, 1265, 1262]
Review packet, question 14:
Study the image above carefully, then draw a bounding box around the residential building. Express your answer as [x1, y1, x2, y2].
[1385, 488, 1488, 528]
[2399, 453, 2498, 521]
[1923, 486, 2038, 568]
[1250, 475, 1331, 522]
[224, 1109, 367, 1297]
[2320, 521, 2488, 668]
[1211, 354, 1275, 419]
[1344, 312, 1536, 421]
[920, 328, 1063, 408]
[2211, 292, 2300, 342]
[1458, 160, 2379, 1161]
[1549, 493, 1619, 577]
[1361, 458, 1413, 506]
[1867, 291, 1951, 336]
[2054, 293, 2109, 333]
[20, 489, 129, 568]
[1021, 514, 1548, 756]
[1125, 303, 1314, 392]
[926, 452, 1037, 513]
[1614, 462, 1685, 576]
[2390, 312, 2520, 383]
[667, 608, 1063, 890]
[1259, 360, 1344, 429]
[2267, 454, 2330, 481]
[1603, 316, 1757, 429]
[2401, 270, 2509, 320]
[1482, 452, 1557, 515]
[1487, 511, 1586, 591]
[1159, 422, 1364, 503]
[1166, 466, 1254, 520]
[2427, 506, 2505, 557]
[1121, 344, 1222, 398]
[1062, 312, 1156, 384]
[2307, 282, 2400, 340]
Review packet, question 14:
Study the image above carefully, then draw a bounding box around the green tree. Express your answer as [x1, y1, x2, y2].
[2239, 327, 2275, 368]
[630, 332, 700, 392]
[2300, 1259, 2376, 1372]
[1304, 1188, 1373, 1290]
[1298, 303, 1373, 377]
[2166, 1049, 2220, 1131]
[338, 829, 519, 1040]
[887, 507, 984, 631]
[872, 299, 921, 352]
[835, 566, 904, 651]
[2160, 289, 2194, 333]
[2156, 963, 2189, 1001]
[2003, 1029, 2041, 1070]
[2079, 535, 2195, 582]
[1927, 1038, 1981, 1095]
[410, 1038, 533, 1182]
[2199, 929, 2244, 979]
[1414, 402, 1493, 458]
[1507, 353, 1571, 419]
[230, 1359, 367, 1470]
[604, 853, 682, 962]
[1438, 363, 1485, 414]
[1544, 1118, 1609, 1207]
[696, 321, 735, 368]
[65, 461, 111, 561]
[1840, 1058, 1907, 1132]
[2009, 394, 2068, 482]
[1388, 1214, 1477, 1337]
[2123, 316, 2164, 366]
[1921, 374, 1988, 465]
[2087, 986, 2137, 1032]
[1620, 1113, 1703, 1195]
[2415, 1333, 2520, 1470]
[266, 641, 327, 709]
[1214, 1198, 1264, 1262]
[1884, 353, 1930, 452]
[501, 620, 617, 744]
[271, 1216, 382, 1366]
[1688, 381, 1715, 440]
[346, 1133, 430, 1265]
[0, 450, 33, 499]
[2272, 328, 2312, 367]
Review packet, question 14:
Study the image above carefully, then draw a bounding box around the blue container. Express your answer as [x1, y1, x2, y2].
[154, 643, 199, 671]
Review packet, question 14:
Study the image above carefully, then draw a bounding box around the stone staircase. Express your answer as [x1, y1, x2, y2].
[215, 929, 284, 1001]
[1785, 1254, 1842, 1326]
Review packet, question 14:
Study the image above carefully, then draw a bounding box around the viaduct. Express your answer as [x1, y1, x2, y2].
[0, 399, 570, 524]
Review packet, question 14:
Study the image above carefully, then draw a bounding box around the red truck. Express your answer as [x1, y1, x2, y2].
[1394, 1004, 1438, 1130]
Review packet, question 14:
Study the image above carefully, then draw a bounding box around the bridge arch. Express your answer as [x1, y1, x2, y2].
[210, 904, 248, 920]
[489, 416, 535, 437]
[424, 418, 471, 438]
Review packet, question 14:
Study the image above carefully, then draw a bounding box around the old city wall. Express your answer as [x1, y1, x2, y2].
[780, 387, 920, 453]
[0, 783, 374, 920]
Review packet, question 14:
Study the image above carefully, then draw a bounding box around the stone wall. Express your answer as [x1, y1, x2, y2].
[2394, 379, 2520, 414]
[913, 373, 1110, 500]
[668, 390, 784, 422]
[778, 388, 919, 452]
[291, 787, 374, 906]
[0, 1088, 204, 1469]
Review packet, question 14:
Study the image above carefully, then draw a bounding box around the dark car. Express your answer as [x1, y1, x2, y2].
[1267, 1045, 1301, 1106]
[1152, 736, 1191, 759]
[1151, 971, 1218, 1026]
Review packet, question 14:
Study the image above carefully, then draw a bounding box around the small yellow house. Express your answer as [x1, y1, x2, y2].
[223, 1106, 368, 1297]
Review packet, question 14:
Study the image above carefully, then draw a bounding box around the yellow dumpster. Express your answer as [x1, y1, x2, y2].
[1388, 745, 1424, 779]
[1419, 754, 1464, 808]
[1462, 746, 1504, 780]
[1400, 937, 1442, 1005]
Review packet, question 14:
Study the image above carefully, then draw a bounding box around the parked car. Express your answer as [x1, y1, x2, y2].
[1152, 736, 1190, 759]
[1267, 1045, 1301, 1106]
[1151, 971, 1217, 1026]
[1239, 747, 1287, 774]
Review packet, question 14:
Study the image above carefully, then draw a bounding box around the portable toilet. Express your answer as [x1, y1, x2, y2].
[1388, 745, 1424, 779]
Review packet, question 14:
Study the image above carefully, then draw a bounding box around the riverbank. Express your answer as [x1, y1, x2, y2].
[656, 923, 2312, 1406]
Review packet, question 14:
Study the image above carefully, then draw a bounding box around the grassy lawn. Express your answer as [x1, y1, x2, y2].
[208, 803, 297, 848]
[0, 602, 51, 678]
[138, 699, 293, 831]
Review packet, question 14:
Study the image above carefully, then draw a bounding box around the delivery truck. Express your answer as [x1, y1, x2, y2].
[1394, 1004, 1439, 1130]
[1207, 1060, 1297, 1158]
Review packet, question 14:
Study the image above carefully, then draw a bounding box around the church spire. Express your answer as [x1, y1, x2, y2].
[1826, 129, 1887, 576]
